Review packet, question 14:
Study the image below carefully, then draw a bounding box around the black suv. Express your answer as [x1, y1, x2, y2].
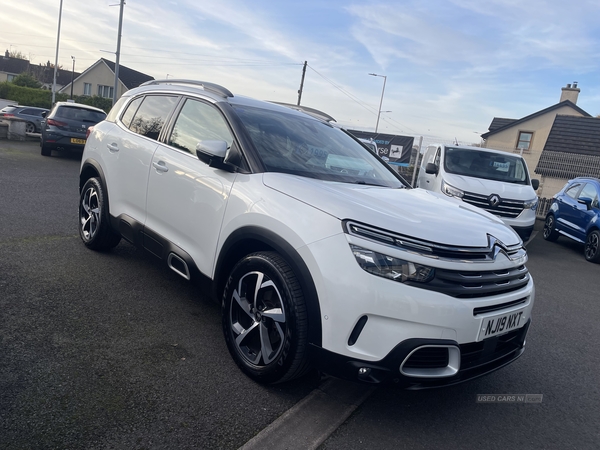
[40, 102, 107, 157]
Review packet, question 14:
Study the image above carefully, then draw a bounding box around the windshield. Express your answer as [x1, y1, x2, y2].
[233, 105, 406, 188]
[444, 147, 530, 185]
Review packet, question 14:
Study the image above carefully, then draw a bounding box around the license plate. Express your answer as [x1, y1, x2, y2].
[478, 309, 527, 341]
[71, 138, 86, 145]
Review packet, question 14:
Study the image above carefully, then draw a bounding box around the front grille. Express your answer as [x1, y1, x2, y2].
[463, 191, 525, 218]
[460, 326, 526, 370]
[473, 297, 528, 315]
[406, 265, 530, 298]
[403, 347, 449, 369]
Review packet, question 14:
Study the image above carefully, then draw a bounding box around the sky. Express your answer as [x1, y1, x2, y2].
[2, 0, 600, 146]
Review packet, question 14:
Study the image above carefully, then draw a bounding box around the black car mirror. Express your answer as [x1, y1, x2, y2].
[531, 179, 540, 190]
[425, 163, 438, 175]
[578, 197, 593, 210]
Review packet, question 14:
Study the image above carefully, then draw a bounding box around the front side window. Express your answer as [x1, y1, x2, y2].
[517, 132, 533, 151]
[579, 183, 599, 207]
[233, 105, 405, 188]
[169, 98, 233, 154]
[128, 95, 178, 140]
[443, 147, 529, 184]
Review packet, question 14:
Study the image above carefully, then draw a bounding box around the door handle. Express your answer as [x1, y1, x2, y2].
[152, 161, 169, 173]
[107, 143, 119, 152]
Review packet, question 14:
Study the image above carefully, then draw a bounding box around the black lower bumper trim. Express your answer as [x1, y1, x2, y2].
[310, 319, 530, 388]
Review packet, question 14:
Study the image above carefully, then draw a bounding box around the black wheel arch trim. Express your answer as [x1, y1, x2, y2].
[215, 226, 322, 347]
[80, 158, 107, 193]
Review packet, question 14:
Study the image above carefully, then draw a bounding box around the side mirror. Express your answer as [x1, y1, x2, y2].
[195, 140, 233, 171]
[425, 163, 438, 175]
[196, 140, 228, 159]
[578, 197, 593, 210]
[531, 179, 540, 190]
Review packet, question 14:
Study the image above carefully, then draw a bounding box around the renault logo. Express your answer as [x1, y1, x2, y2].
[488, 194, 501, 208]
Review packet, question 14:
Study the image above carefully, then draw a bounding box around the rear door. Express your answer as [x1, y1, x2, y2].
[573, 183, 600, 240]
[100, 94, 179, 225]
[145, 97, 238, 277]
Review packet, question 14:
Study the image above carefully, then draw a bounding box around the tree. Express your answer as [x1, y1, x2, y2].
[11, 73, 42, 89]
[8, 50, 27, 60]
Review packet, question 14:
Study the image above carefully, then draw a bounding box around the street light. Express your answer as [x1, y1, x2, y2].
[51, 0, 64, 105]
[70, 56, 75, 99]
[368, 73, 387, 133]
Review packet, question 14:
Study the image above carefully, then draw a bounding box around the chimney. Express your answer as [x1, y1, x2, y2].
[4, 49, 8, 59]
[560, 82, 580, 104]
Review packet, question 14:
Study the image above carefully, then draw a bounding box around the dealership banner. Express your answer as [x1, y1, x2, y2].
[348, 130, 414, 165]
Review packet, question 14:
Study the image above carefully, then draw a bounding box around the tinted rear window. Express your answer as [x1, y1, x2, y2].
[55, 106, 106, 123]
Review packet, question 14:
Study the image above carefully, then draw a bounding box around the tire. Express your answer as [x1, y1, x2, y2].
[78, 177, 121, 251]
[543, 214, 559, 242]
[25, 122, 36, 134]
[584, 230, 600, 263]
[222, 251, 311, 384]
[40, 141, 52, 157]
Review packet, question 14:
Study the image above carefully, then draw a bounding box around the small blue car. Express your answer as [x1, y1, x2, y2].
[544, 177, 600, 262]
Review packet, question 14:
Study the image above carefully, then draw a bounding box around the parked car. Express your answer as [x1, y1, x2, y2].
[0, 105, 49, 133]
[40, 102, 107, 157]
[416, 144, 540, 241]
[359, 138, 378, 154]
[78, 79, 535, 387]
[543, 177, 600, 262]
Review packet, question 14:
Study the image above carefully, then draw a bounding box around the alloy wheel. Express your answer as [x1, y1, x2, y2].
[80, 186, 100, 241]
[585, 232, 599, 260]
[229, 271, 287, 366]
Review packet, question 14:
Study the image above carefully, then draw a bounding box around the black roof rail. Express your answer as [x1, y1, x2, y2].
[269, 102, 336, 123]
[140, 79, 233, 98]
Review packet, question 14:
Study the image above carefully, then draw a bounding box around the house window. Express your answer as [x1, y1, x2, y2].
[98, 85, 114, 99]
[7, 74, 16, 82]
[517, 132, 533, 151]
[83, 83, 92, 96]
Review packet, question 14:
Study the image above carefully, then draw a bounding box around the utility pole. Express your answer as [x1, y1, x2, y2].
[51, 0, 64, 105]
[70, 56, 75, 99]
[112, 0, 125, 105]
[297, 61, 307, 106]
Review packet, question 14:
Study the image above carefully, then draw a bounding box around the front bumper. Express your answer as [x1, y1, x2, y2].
[310, 320, 530, 388]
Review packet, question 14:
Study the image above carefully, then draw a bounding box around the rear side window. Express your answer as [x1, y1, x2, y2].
[127, 95, 178, 140]
[105, 97, 128, 123]
[565, 183, 581, 199]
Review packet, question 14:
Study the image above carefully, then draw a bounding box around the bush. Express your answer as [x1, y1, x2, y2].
[12, 74, 43, 89]
[0, 82, 113, 113]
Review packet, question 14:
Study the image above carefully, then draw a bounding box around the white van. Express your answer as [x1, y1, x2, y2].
[416, 144, 540, 241]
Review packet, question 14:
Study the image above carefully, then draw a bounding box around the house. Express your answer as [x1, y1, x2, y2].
[481, 83, 594, 198]
[0, 50, 30, 83]
[59, 58, 154, 100]
[1, 50, 80, 91]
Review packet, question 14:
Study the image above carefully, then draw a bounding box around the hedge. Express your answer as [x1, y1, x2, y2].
[0, 82, 113, 113]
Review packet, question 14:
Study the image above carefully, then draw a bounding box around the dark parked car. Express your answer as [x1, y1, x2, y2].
[40, 102, 107, 157]
[0, 105, 49, 133]
[543, 177, 600, 262]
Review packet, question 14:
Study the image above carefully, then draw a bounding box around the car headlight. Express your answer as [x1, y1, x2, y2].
[441, 180, 464, 198]
[350, 245, 435, 283]
[524, 197, 538, 210]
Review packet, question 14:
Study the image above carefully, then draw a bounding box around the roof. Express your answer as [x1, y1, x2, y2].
[488, 117, 517, 132]
[481, 100, 591, 139]
[101, 58, 154, 89]
[60, 58, 154, 93]
[0, 56, 30, 75]
[535, 115, 600, 179]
